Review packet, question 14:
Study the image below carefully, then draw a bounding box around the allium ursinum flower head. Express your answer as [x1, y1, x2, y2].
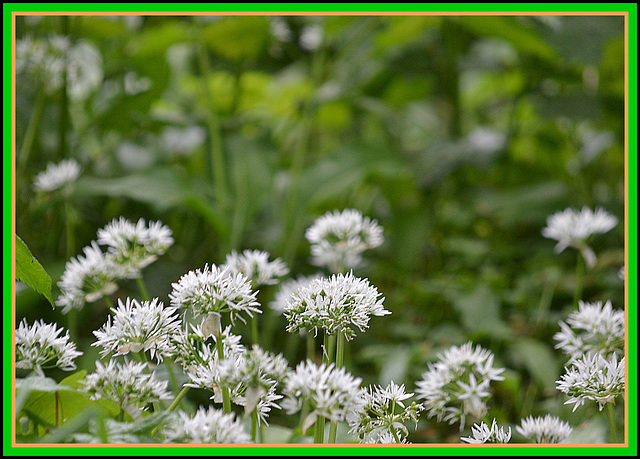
[97, 217, 174, 279]
[169, 264, 261, 328]
[32, 159, 81, 193]
[556, 352, 625, 412]
[173, 323, 245, 374]
[542, 206, 617, 268]
[56, 241, 123, 314]
[618, 266, 625, 281]
[163, 406, 251, 444]
[305, 208, 384, 273]
[281, 359, 365, 431]
[415, 342, 505, 431]
[16, 34, 103, 100]
[284, 271, 390, 341]
[216, 344, 289, 424]
[82, 359, 171, 411]
[222, 249, 289, 288]
[347, 381, 425, 444]
[92, 297, 182, 363]
[554, 300, 624, 363]
[15, 319, 82, 376]
[460, 418, 512, 444]
[269, 274, 323, 314]
[515, 414, 572, 443]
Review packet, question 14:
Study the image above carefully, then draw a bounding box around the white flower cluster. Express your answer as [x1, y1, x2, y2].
[515, 414, 573, 443]
[222, 249, 289, 287]
[33, 159, 81, 193]
[460, 418, 511, 444]
[305, 209, 384, 273]
[82, 359, 171, 410]
[269, 274, 323, 314]
[16, 34, 103, 100]
[415, 342, 505, 430]
[347, 381, 424, 444]
[170, 264, 260, 326]
[97, 217, 174, 279]
[173, 324, 243, 375]
[92, 297, 182, 363]
[556, 352, 625, 412]
[284, 271, 390, 340]
[542, 206, 617, 267]
[554, 300, 625, 363]
[56, 242, 123, 314]
[163, 406, 251, 444]
[282, 360, 365, 431]
[15, 319, 82, 375]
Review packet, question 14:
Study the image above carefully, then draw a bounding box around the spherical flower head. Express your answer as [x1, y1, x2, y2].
[515, 414, 572, 443]
[305, 208, 384, 273]
[415, 342, 505, 431]
[556, 352, 625, 412]
[169, 264, 261, 326]
[282, 360, 365, 430]
[269, 274, 323, 314]
[542, 206, 617, 268]
[347, 381, 425, 444]
[33, 159, 81, 193]
[56, 241, 123, 314]
[461, 418, 512, 444]
[92, 297, 182, 363]
[222, 249, 289, 287]
[163, 406, 251, 444]
[15, 319, 82, 376]
[82, 359, 171, 410]
[97, 217, 174, 278]
[554, 300, 624, 363]
[284, 271, 390, 341]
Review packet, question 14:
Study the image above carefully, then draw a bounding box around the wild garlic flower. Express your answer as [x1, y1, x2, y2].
[32, 159, 81, 193]
[97, 217, 174, 278]
[515, 414, 572, 443]
[305, 209, 384, 273]
[554, 300, 625, 363]
[82, 359, 171, 410]
[169, 264, 260, 327]
[269, 274, 323, 314]
[16, 35, 103, 100]
[173, 324, 244, 375]
[542, 206, 617, 268]
[556, 352, 625, 412]
[460, 418, 512, 444]
[281, 360, 365, 431]
[216, 344, 289, 424]
[618, 266, 625, 281]
[222, 249, 289, 287]
[163, 406, 251, 444]
[284, 272, 390, 341]
[92, 297, 182, 363]
[15, 319, 82, 376]
[415, 342, 505, 431]
[56, 241, 123, 314]
[347, 381, 424, 444]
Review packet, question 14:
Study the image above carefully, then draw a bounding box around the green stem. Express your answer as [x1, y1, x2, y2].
[251, 314, 259, 345]
[306, 330, 315, 361]
[389, 400, 402, 444]
[136, 276, 150, 301]
[18, 86, 45, 172]
[573, 252, 585, 309]
[63, 197, 75, 259]
[103, 295, 114, 310]
[251, 409, 258, 443]
[313, 416, 325, 444]
[215, 334, 232, 413]
[605, 403, 618, 443]
[328, 333, 346, 443]
[166, 386, 190, 414]
[58, 16, 69, 161]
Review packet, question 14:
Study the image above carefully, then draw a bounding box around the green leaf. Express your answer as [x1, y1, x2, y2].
[16, 376, 73, 393]
[508, 339, 561, 390]
[450, 285, 512, 339]
[15, 235, 54, 307]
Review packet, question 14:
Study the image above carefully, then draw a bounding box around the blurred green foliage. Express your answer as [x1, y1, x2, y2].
[15, 14, 625, 443]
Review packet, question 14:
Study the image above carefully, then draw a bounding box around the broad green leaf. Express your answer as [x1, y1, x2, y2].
[508, 339, 560, 390]
[15, 235, 54, 307]
[450, 285, 512, 339]
[201, 16, 270, 61]
[16, 376, 72, 393]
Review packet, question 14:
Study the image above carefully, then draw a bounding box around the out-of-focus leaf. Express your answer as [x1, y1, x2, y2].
[508, 339, 560, 390]
[15, 235, 54, 307]
[375, 16, 440, 54]
[201, 16, 270, 61]
[16, 376, 72, 393]
[450, 285, 511, 339]
[126, 21, 189, 58]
